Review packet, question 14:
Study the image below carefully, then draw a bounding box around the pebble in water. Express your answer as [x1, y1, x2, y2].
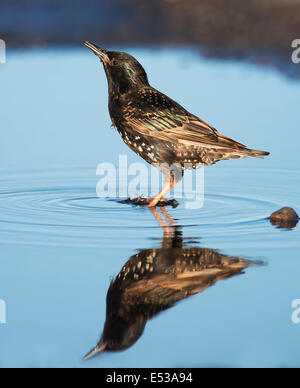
[269, 207, 299, 230]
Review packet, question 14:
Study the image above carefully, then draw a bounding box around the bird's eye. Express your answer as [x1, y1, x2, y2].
[111, 58, 119, 66]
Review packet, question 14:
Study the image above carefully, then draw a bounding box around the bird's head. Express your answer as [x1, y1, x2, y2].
[84, 42, 149, 95]
[83, 314, 146, 361]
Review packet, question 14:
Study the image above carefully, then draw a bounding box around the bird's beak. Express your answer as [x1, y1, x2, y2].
[84, 41, 110, 63]
[83, 340, 107, 361]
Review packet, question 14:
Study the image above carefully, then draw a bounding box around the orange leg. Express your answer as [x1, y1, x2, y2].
[149, 207, 176, 240]
[149, 207, 175, 228]
[148, 174, 176, 208]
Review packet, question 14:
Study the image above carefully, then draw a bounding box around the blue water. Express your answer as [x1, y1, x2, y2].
[0, 48, 300, 367]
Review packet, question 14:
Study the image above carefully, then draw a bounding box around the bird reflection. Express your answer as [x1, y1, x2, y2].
[84, 208, 256, 360]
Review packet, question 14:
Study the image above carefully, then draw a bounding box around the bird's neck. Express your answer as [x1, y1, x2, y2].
[110, 83, 144, 98]
[106, 72, 149, 98]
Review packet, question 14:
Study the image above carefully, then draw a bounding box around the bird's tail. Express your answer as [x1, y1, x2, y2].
[241, 148, 270, 159]
[216, 147, 269, 163]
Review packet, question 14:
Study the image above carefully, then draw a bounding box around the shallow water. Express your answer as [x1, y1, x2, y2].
[0, 48, 300, 367]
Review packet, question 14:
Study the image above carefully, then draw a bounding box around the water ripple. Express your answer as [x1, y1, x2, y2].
[0, 167, 299, 247]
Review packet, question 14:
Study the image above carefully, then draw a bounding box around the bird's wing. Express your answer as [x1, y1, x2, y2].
[123, 88, 246, 150]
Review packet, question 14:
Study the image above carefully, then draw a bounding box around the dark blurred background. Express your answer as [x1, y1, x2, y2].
[1, 0, 300, 77]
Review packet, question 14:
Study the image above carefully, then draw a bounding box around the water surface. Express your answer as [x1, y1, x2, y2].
[0, 48, 299, 367]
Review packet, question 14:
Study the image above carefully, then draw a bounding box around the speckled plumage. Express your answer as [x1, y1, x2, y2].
[84, 226, 253, 356]
[85, 42, 269, 206]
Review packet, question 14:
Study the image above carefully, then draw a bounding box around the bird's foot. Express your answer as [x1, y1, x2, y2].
[120, 197, 178, 208]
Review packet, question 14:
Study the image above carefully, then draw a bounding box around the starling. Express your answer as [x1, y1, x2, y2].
[85, 42, 269, 207]
[84, 218, 255, 359]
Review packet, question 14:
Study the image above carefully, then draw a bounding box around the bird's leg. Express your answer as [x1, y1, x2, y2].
[160, 207, 176, 226]
[149, 207, 176, 240]
[148, 173, 176, 208]
[149, 207, 175, 228]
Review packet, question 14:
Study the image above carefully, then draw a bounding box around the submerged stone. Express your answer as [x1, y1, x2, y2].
[120, 197, 179, 208]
